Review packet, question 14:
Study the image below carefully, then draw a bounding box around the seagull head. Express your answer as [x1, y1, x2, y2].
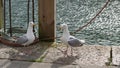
[29, 22, 35, 27]
[60, 23, 68, 30]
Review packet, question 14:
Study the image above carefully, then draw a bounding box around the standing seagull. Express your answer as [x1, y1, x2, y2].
[60, 23, 85, 57]
[15, 22, 35, 46]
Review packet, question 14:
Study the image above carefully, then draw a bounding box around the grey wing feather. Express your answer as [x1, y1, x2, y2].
[16, 35, 28, 44]
[68, 37, 83, 47]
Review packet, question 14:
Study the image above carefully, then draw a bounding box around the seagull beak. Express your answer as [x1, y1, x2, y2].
[56, 26, 62, 31]
[59, 25, 63, 31]
[33, 23, 38, 26]
[33, 24, 35, 26]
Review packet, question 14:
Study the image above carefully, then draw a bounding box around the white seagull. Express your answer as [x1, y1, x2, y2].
[60, 23, 85, 56]
[15, 22, 35, 46]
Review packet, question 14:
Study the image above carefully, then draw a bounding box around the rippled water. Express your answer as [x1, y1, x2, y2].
[56, 0, 120, 46]
[4, 0, 38, 36]
[4, 0, 120, 46]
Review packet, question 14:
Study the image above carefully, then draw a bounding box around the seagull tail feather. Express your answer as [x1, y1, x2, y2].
[79, 40, 85, 44]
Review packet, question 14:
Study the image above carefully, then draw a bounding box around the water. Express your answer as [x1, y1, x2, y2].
[4, 0, 38, 36]
[56, 0, 120, 46]
[4, 0, 120, 46]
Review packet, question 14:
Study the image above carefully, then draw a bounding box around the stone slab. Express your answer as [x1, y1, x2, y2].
[0, 59, 75, 68]
[43, 45, 111, 66]
[0, 42, 52, 61]
[0, 42, 111, 66]
[0, 59, 118, 68]
[76, 45, 111, 66]
[112, 46, 120, 65]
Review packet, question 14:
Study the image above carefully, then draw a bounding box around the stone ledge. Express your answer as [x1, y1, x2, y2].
[1, 59, 118, 68]
[43, 45, 111, 66]
[0, 43, 113, 66]
[112, 46, 120, 65]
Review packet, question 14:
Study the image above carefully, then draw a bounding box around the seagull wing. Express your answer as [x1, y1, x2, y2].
[68, 36, 85, 47]
[16, 35, 28, 44]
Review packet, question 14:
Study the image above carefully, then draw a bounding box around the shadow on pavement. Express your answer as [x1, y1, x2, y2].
[0, 42, 52, 68]
[51, 56, 79, 68]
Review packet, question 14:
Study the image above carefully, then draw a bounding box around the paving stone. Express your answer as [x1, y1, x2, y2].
[43, 45, 111, 66]
[0, 59, 118, 68]
[0, 59, 76, 68]
[76, 45, 111, 66]
[0, 42, 52, 61]
[112, 46, 120, 65]
[0, 42, 111, 66]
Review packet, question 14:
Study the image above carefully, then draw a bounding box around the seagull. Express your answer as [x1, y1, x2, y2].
[15, 22, 35, 46]
[60, 23, 85, 57]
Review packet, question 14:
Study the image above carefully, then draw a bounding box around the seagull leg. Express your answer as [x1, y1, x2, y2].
[70, 47, 73, 56]
[63, 45, 69, 57]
